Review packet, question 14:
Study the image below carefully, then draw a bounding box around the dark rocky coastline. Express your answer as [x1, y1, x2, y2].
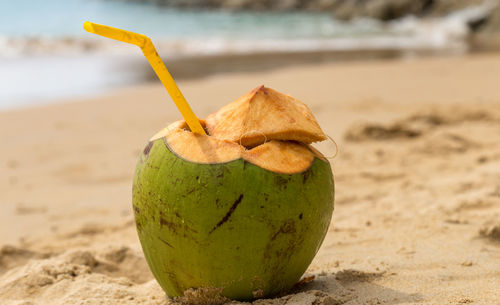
[115, 0, 500, 33]
[116, 0, 483, 16]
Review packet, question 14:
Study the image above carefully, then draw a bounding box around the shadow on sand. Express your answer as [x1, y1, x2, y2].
[240, 269, 422, 305]
[286, 269, 423, 305]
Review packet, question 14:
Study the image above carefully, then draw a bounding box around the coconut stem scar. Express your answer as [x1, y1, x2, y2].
[83, 21, 206, 135]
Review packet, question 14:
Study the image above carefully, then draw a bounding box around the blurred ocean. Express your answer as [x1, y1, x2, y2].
[0, 0, 492, 109]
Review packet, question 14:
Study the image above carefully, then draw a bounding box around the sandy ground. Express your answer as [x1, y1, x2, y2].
[1, 53, 500, 304]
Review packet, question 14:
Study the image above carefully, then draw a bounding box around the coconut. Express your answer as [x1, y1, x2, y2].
[132, 86, 334, 301]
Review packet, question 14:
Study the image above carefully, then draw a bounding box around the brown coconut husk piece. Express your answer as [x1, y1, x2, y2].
[205, 85, 327, 147]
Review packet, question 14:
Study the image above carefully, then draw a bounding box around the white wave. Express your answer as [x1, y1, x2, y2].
[388, 0, 497, 52]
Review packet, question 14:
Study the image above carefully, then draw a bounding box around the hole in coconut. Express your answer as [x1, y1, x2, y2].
[179, 120, 211, 136]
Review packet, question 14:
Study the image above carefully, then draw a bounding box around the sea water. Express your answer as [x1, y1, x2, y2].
[0, 0, 492, 109]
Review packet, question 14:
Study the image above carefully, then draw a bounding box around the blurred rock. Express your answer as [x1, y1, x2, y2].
[364, 0, 427, 21]
[480, 2, 500, 33]
[426, 0, 487, 17]
[333, 0, 426, 21]
[305, 0, 340, 11]
[332, 0, 490, 21]
[114, 0, 500, 34]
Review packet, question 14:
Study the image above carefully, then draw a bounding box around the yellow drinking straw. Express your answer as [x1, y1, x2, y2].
[83, 21, 206, 135]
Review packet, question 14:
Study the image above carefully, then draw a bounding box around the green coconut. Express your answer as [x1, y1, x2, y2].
[132, 86, 334, 301]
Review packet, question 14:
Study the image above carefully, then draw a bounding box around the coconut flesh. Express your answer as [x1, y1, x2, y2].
[132, 85, 334, 301]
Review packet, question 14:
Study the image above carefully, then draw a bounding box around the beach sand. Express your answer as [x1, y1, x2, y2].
[1, 53, 500, 304]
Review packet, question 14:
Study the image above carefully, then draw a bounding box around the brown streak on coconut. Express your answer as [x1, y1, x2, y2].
[142, 141, 154, 159]
[159, 210, 198, 235]
[133, 205, 141, 215]
[209, 194, 244, 234]
[157, 236, 174, 249]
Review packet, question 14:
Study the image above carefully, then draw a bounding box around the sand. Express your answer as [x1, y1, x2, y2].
[1, 53, 500, 304]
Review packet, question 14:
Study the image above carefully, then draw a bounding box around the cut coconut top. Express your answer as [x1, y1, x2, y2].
[205, 85, 327, 147]
[150, 120, 324, 174]
[149, 86, 328, 173]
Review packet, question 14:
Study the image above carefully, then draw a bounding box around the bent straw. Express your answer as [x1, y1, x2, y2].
[83, 21, 206, 135]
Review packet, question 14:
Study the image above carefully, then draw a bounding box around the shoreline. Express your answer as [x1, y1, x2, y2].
[154, 47, 470, 81]
[2, 49, 500, 115]
[1, 45, 493, 112]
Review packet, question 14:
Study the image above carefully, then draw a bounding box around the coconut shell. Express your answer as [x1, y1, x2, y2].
[132, 137, 334, 300]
